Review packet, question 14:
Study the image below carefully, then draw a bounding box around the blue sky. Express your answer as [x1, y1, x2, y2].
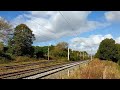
[0, 11, 24, 21]
[88, 11, 106, 22]
[0, 11, 113, 36]
[0, 11, 120, 54]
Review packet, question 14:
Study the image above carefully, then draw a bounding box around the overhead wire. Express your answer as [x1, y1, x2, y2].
[58, 11, 79, 37]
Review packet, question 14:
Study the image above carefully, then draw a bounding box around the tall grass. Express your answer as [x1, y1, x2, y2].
[14, 56, 37, 62]
[68, 59, 120, 79]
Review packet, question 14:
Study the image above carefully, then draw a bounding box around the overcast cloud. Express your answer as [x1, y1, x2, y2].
[105, 11, 120, 22]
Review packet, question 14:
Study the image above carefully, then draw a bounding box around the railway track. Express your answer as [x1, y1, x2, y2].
[0, 61, 70, 79]
[0, 60, 54, 70]
[23, 60, 89, 79]
[0, 60, 89, 79]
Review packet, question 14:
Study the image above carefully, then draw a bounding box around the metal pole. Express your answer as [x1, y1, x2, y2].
[80, 52, 81, 57]
[68, 70, 70, 77]
[80, 51, 81, 60]
[84, 53, 86, 58]
[91, 48, 92, 61]
[83, 52, 84, 60]
[68, 47, 70, 61]
[48, 45, 49, 60]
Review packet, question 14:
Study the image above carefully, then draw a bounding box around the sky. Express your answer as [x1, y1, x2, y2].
[0, 11, 120, 55]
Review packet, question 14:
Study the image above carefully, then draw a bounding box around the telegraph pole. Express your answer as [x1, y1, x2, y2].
[48, 43, 51, 61]
[48, 45, 49, 60]
[91, 48, 92, 61]
[84, 52, 85, 57]
[80, 51, 81, 60]
[91, 54, 92, 61]
[83, 51, 84, 60]
[68, 47, 70, 61]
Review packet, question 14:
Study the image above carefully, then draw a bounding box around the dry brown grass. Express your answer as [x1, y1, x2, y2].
[68, 59, 120, 79]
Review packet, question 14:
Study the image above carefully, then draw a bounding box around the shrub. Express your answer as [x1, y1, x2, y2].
[0, 53, 13, 60]
[0, 53, 13, 64]
[14, 56, 38, 62]
[70, 52, 80, 61]
[0, 57, 11, 64]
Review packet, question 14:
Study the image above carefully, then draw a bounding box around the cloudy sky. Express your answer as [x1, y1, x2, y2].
[0, 11, 120, 55]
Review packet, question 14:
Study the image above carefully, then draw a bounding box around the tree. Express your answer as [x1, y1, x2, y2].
[33, 45, 55, 59]
[0, 42, 4, 55]
[70, 50, 80, 61]
[113, 44, 120, 62]
[0, 42, 12, 60]
[8, 24, 35, 56]
[33, 46, 46, 59]
[50, 42, 68, 59]
[95, 38, 116, 61]
[0, 17, 12, 43]
[55, 42, 68, 51]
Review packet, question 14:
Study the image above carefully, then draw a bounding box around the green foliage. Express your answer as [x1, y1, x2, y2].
[50, 42, 68, 59]
[15, 56, 34, 62]
[95, 38, 120, 63]
[95, 38, 115, 60]
[8, 24, 35, 56]
[33, 46, 46, 59]
[33, 45, 55, 59]
[0, 42, 13, 63]
[0, 57, 11, 64]
[70, 51, 80, 61]
[0, 53, 13, 60]
[51, 50, 67, 58]
[69, 51, 89, 61]
[55, 42, 68, 50]
[114, 44, 120, 62]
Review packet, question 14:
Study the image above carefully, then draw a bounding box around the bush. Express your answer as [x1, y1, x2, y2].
[0, 53, 13, 60]
[95, 38, 120, 62]
[70, 52, 80, 61]
[70, 55, 79, 61]
[15, 56, 38, 62]
[0, 57, 11, 64]
[0, 53, 13, 64]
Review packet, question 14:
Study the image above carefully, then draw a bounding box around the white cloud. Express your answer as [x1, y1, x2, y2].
[69, 34, 113, 55]
[11, 11, 108, 43]
[115, 37, 120, 44]
[12, 14, 27, 27]
[105, 11, 120, 22]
